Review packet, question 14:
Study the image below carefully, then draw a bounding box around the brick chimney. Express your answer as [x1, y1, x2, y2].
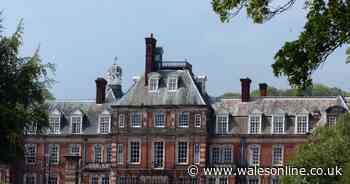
[259, 83, 268, 97]
[240, 78, 251, 102]
[95, 77, 107, 104]
[145, 33, 157, 86]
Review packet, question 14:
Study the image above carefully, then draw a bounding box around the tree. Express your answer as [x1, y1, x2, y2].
[0, 16, 54, 164]
[282, 114, 350, 184]
[212, 0, 350, 89]
[219, 83, 349, 98]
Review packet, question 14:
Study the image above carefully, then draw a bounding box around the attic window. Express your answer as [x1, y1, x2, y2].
[149, 78, 159, 92]
[168, 77, 178, 91]
[99, 111, 111, 134]
[295, 114, 308, 134]
[249, 114, 262, 134]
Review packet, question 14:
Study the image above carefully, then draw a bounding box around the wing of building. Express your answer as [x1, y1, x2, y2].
[14, 34, 349, 184]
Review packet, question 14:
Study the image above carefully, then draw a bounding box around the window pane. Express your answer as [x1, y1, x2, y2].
[272, 145, 283, 166]
[25, 144, 36, 164]
[49, 116, 60, 134]
[119, 114, 125, 128]
[273, 116, 284, 134]
[100, 116, 110, 133]
[70, 144, 80, 156]
[177, 142, 188, 164]
[94, 144, 102, 162]
[71, 116, 81, 134]
[149, 78, 158, 91]
[250, 145, 260, 166]
[154, 112, 165, 127]
[217, 115, 228, 134]
[168, 78, 177, 91]
[117, 144, 124, 164]
[250, 115, 261, 134]
[130, 142, 140, 163]
[195, 114, 201, 128]
[107, 144, 112, 162]
[223, 147, 232, 163]
[194, 144, 200, 164]
[296, 115, 308, 133]
[49, 144, 59, 164]
[153, 142, 164, 168]
[179, 112, 189, 127]
[131, 112, 142, 128]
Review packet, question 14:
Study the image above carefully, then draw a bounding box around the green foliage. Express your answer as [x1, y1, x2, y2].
[0, 17, 54, 164]
[282, 114, 350, 184]
[212, 0, 350, 89]
[220, 83, 349, 98]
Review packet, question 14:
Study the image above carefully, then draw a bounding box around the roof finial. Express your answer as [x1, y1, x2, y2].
[113, 56, 118, 64]
[150, 33, 154, 38]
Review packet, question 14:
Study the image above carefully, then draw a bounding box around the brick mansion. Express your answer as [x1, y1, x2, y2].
[14, 34, 350, 184]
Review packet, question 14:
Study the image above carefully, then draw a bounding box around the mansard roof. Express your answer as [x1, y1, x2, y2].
[212, 96, 349, 116]
[47, 100, 112, 135]
[114, 69, 206, 106]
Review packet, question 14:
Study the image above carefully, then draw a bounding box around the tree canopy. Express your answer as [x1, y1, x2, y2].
[0, 16, 54, 164]
[219, 83, 349, 98]
[212, 0, 350, 89]
[282, 114, 350, 184]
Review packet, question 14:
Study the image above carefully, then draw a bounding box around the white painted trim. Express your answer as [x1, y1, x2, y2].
[248, 114, 262, 134]
[272, 144, 284, 166]
[176, 140, 189, 165]
[194, 113, 202, 128]
[294, 114, 309, 134]
[178, 111, 190, 128]
[98, 114, 111, 134]
[152, 140, 165, 169]
[154, 112, 165, 128]
[271, 114, 285, 134]
[70, 115, 83, 134]
[128, 139, 141, 165]
[216, 114, 229, 134]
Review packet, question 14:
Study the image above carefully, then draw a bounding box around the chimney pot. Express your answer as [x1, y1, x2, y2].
[259, 83, 268, 97]
[95, 77, 107, 104]
[240, 78, 251, 102]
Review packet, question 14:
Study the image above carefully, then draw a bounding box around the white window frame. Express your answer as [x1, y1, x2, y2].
[98, 111, 111, 134]
[211, 145, 233, 164]
[131, 112, 142, 128]
[48, 144, 59, 165]
[272, 144, 284, 166]
[154, 112, 165, 128]
[93, 144, 103, 163]
[179, 112, 189, 128]
[153, 141, 165, 169]
[222, 146, 233, 163]
[129, 141, 141, 164]
[24, 144, 36, 164]
[216, 114, 229, 134]
[176, 141, 188, 165]
[71, 115, 83, 134]
[295, 114, 309, 134]
[117, 144, 124, 165]
[149, 77, 159, 92]
[194, 114, 202, 128]
[24, 173, 36, 184]
[118, 114, 125, 128]
[194, 144, 200, 164]
[271, 114, 285, 134]
[49, 115, 60, 134]
[248, 114, 262, 134]
[69, 144, 81, 156]
[167, 77, 178, 91]
[249, 144, 260, 166]
[106, 144, 113, 163]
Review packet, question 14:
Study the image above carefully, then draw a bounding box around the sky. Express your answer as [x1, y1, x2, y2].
[2, 0, 349, 99]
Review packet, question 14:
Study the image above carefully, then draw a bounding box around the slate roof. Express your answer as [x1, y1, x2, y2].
[212, 96, 349, 116]
[114, 69, 206, 106]
[47, 100, 112, 135]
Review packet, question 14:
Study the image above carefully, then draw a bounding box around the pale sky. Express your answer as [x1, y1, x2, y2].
[2, 0, 349, 99]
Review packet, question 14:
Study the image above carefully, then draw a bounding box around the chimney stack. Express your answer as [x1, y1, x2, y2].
[240, 78, 251, 102]
[95, 77, 107, 104]
[145, 33, 157, 86]
[259, 83, 268, 97]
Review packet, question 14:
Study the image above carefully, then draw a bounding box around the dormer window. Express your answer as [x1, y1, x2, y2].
[168, 77, 178, 91]
[71, 110, 83, 134]
[295, 114, 309, 134]
[249, 114, 262, 134]
[149, 78, 159, 92]
[99, 110, 111, 134]
[272, 115, 285, 134]
[49, 109, 61, 134]
[216, 114, 229, 134]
